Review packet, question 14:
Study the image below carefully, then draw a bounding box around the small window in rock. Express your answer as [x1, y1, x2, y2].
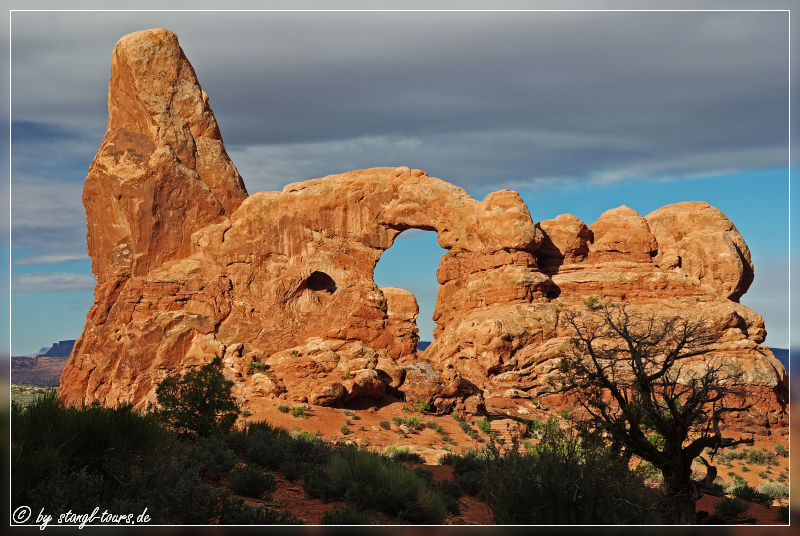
[305, 271, 337, 294]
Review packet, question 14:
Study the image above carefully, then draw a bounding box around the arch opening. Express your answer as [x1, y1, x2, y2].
[373, 229, 447, 347]
[303, 271, 337, 294]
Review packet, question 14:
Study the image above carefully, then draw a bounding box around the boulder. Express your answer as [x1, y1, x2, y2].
[646, 201, 754, 301]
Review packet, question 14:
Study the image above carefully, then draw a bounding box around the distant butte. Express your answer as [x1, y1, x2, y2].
[59, 29, 787, 435]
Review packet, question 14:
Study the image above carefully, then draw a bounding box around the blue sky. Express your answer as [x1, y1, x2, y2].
[6, 7, 793, 356]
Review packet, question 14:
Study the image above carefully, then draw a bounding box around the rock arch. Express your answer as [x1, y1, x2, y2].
[59, 29, 785, 434]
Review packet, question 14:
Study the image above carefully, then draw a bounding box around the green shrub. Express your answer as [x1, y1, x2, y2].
[279, 459, 310, 482]
[386, 446, 425, 464]
[775, 444, 788, 457]
[459, 421, 473, 433]
[635, 460, 661, 483]
[476, 417, 491, 434]
[483, 421, 658, 524]
[452, 410, 462, 422]
[320, 505, 373, 525]
[11, 390, 174, 509]
[228, 465, 277, 499]
[392, 416, 404, 426]
[438, 478, 464, 499]
[756, 482, 789, 503]
[714, 497, 750, 518]
[746, 449, 768, 465]
[307, 446, 448, 523]
[405, 416, 423, 431]
[220, 499, 303, 525]
[647, 433, 665, 450]
[189, 437, 237, 480]
[414, 399, 432, 413]
[583, 296, 602, 311]
[290, 406, 307, 418]
[244, 432, 289, 470]
[340, 425, 351, 435]
[426, 421, 443, 433]
[155, 356, 240, 438]
[731, 484, 772, 506]
[278, 406, 290, 413]
[247, 360, 268, 374]
[379, 420, 390, 430]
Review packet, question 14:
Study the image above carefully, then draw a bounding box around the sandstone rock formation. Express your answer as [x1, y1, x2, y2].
[60, 29, 787, 435]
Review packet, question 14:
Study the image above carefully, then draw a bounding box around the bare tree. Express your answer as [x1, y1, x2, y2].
[559, 301, 755, 525]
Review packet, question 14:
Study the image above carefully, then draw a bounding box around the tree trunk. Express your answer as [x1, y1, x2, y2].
[664, 479, 697, 524]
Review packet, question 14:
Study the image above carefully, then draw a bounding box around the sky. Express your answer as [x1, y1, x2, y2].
[5, 5, 793, 356]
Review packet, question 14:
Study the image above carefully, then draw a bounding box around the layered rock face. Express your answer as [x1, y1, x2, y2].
[60, 29, 787, 435]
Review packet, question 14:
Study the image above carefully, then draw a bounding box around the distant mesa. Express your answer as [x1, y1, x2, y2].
[37, 340, 76, 358]
[58, 29, 787, 436]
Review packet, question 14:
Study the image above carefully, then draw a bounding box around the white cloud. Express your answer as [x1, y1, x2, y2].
[10, 176, 88, 266]
[11, 272, 97, 293]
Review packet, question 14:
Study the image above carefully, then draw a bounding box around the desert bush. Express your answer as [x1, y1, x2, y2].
[278, 405, 290, 413]
[482, 422, 659, 524]
[156, 356, 239, 438]
[635, 460, 662, 483]
[379, 420, 390, 429]
[405, 416, 424, 431]
[730, 484, 773, 506]
[243, 432, 290, 470]
[459, 421, 473, 433]
[279, 459, 310, 482]
[220, 499, 303, 525]
[385, 446, 425, 464]
[756, 482, 789, 503]
[340, 425, 351, 435]
[714, 497, 750, 518]
[247, 360, 268, 374]
[290, 406, 307, 418]
[426, 421, 444, 433]
[228, 465, 277, 498]
[320, 505, 373, 525]
[775, 444, 788, 457]
[307, 446, 448, 523]
[438, 477, 464, 499]
[476, 417, 491, 434]
[392, 416, 404, 426]
[189, 436, 237, 480]
[12, 390, 174, 510]
[746, 449, 768, 465]
[413, 399, 432, 413]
